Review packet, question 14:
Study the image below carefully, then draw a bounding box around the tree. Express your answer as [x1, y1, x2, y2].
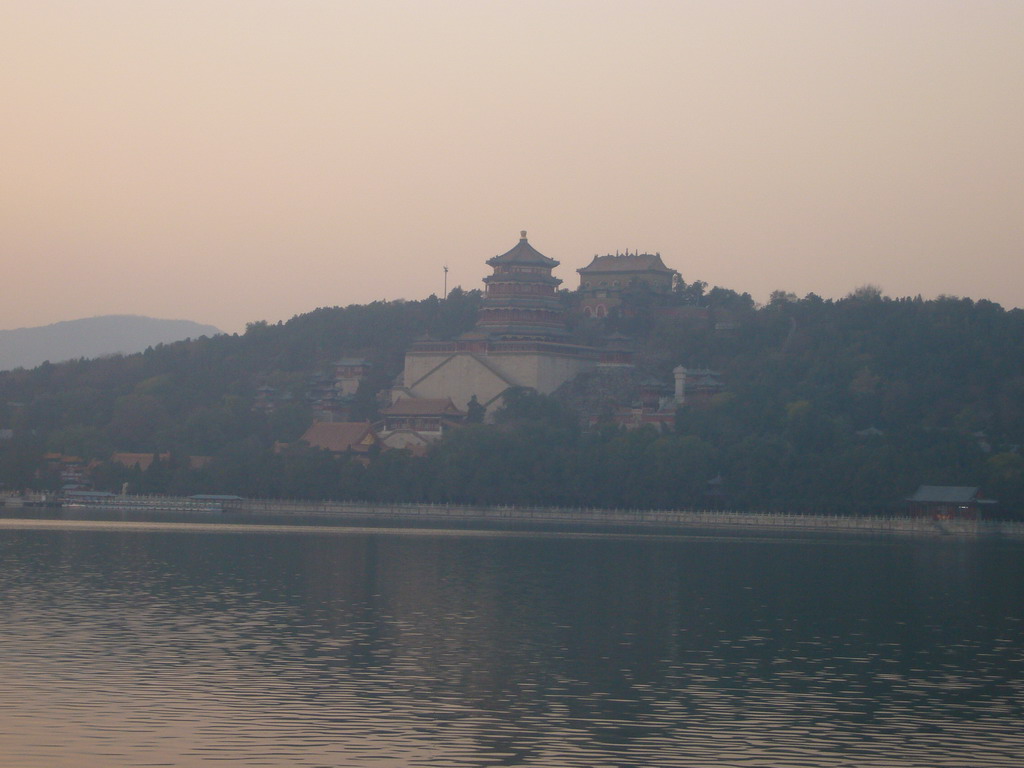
[465, 395, 485, 424]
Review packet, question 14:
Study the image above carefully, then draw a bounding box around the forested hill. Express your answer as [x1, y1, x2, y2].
[1, 285, 1022, 515]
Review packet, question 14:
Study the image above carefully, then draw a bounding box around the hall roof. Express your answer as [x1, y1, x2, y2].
[382, 397, 466, 417]
[577, 253, 676, 274]
[111, 452, 170, 471]
[487, 231, 559, 267]
[299, 421, 377, 453]
[906, 485, 992, 504]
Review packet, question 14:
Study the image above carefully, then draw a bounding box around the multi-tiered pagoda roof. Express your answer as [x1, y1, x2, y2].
[477, 231, 567, 340]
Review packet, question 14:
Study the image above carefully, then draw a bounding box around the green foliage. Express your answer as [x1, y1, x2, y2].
[2, 285, 1023, 516]
[494, 388, 579, 434]
[465, 395, 485, 424]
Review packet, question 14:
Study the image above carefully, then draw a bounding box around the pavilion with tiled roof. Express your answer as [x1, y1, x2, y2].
[906, 485, 997, 519]
[376, 397, 466, 449]
[577, 251, 678, 317]
[298, 421, 378, 454]
[477, 231, 568, 340]
[397, 232, 608, 416]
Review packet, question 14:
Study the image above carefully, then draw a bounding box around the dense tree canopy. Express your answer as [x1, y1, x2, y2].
[2, 284, 1022, 515]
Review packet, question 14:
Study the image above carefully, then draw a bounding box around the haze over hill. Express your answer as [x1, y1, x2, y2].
[0, 315, 222, 371]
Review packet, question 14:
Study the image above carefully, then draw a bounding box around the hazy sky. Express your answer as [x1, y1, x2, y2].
[3, 1, 1022, 333]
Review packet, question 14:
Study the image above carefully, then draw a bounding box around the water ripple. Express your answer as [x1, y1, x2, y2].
[1, 526, 1023, 766]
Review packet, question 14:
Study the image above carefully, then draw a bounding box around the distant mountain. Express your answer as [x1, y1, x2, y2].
[0, 315, 222, 371]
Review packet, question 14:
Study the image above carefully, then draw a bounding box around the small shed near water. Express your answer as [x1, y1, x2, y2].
[906, 486, 997, 519]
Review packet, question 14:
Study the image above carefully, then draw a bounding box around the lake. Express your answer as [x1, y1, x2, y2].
[1, 517, 1022, 767]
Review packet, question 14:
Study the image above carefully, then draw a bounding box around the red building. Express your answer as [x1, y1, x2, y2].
[377, 397, 466, 450]
[906, 486, 997, 519]
[298, 422, 379, 455]
[398, 233, 605, 415]
[577, 252, 678, 318]
[477, 231, 569, 340]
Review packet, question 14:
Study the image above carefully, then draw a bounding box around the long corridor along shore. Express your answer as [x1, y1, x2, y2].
[4, 493, 1023, 538]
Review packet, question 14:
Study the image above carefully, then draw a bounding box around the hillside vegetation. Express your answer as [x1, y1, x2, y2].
[1, 285, 1022, 515]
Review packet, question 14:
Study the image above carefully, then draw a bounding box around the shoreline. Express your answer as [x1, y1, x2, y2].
[3, 494, 1023, 539]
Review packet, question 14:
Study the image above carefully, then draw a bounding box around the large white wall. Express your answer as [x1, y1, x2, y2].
[403, 350, 597, 412]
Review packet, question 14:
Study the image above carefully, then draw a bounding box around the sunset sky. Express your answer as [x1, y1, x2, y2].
[3, 0, 1022, 334]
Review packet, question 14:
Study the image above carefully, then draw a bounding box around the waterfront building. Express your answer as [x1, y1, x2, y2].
[906, 485, 998, 519]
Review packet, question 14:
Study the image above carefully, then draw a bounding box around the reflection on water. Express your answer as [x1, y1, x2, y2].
[1, 523, 1022, 767]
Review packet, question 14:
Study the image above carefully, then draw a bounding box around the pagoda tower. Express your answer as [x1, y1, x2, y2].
[477, 231, 567, 339]
[395, 232, 605, 414]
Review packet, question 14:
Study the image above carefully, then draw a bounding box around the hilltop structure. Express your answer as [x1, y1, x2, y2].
[291, 233, 703, 442]
[393, 232, 607, 414]
[577, 252, 678, 317]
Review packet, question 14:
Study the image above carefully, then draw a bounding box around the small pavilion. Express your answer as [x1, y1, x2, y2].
[906, 486, 997, 519]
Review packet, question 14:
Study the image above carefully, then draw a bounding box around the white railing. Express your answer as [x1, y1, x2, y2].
[217, 497, 1024, 537]
[10, 493, 1022, 537]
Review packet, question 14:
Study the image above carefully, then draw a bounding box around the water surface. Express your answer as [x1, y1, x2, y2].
[1, 520, 1022, 767]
